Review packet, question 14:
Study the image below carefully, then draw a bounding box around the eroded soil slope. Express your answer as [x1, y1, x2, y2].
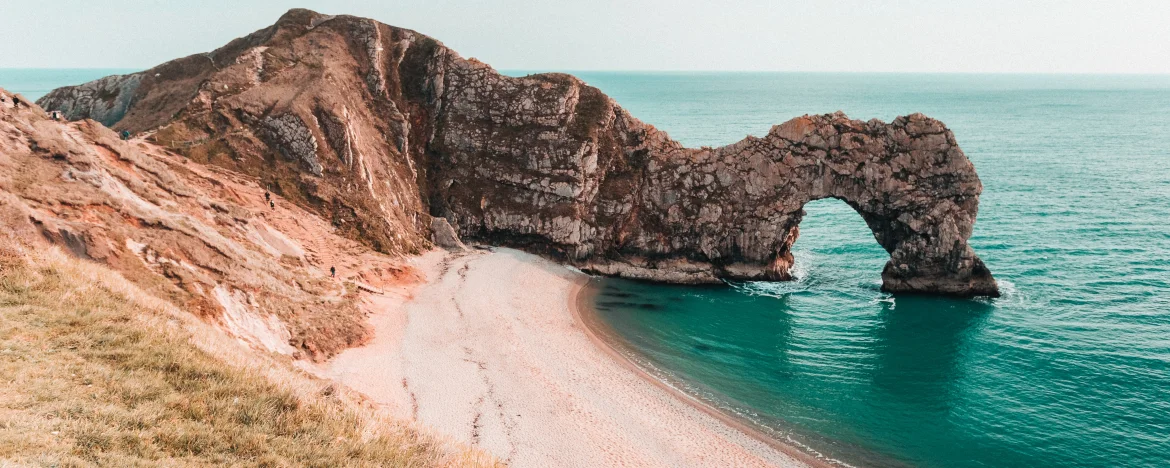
[2, 89, 418, 361]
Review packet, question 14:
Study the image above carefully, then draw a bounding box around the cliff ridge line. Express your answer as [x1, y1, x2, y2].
[37, 8, 998, 297]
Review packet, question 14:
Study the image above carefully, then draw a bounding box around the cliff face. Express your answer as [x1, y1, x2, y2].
[1, 88, 423, 361]
[38, 8, 997, 296]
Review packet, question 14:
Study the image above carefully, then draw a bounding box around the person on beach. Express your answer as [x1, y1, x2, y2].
[330, 266, 336, 278]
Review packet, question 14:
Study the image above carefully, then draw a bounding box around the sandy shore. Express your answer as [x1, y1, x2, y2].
[315, 248, 816, 467]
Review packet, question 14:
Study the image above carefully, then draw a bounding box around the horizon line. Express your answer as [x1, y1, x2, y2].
[2, 67, 1169, 77]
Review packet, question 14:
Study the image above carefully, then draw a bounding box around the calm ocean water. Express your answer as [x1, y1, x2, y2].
[6, 69, 1169, 467]
[564, 73, 1170, 468]
[0, 69, 138, 101]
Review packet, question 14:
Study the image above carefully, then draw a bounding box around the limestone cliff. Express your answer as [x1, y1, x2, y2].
[1, 88, 419, 360]
[38, 8, 997, 296]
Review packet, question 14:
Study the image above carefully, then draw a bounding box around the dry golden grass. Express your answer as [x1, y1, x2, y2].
[0, 241, 496, 467]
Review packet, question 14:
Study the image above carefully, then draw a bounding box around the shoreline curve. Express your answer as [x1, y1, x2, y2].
[317, 248, 823, 466]
[569, 278, 841, 468]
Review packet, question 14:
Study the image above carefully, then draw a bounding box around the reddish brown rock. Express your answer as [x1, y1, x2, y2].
[0, 89, 425, 360]
[38, 8, 997, 297]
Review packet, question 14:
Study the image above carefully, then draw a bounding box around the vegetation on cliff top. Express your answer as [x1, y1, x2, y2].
[0, 240, 494, 467]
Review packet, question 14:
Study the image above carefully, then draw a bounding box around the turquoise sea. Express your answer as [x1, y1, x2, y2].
[5, 69, 1169, 467]
[0, 69, 137, 101]
[567, 72, 1170, 468]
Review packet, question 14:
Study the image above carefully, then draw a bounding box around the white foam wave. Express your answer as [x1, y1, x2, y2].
[728, 250, 816, 298]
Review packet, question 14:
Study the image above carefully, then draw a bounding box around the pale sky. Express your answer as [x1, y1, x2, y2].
[2, 0, 1169, 73]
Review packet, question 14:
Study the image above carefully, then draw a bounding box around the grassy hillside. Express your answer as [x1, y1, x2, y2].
[0, 240, 494, 467]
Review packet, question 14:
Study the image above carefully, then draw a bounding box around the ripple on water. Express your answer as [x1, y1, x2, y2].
[583, 72, 1170, 468]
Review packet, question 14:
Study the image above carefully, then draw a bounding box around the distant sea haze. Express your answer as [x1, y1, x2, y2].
[10, 69, 1170, 468]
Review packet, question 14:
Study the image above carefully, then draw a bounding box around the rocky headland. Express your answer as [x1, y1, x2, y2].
[38, 8, 997, 297]
[0, 8, 1010, 466]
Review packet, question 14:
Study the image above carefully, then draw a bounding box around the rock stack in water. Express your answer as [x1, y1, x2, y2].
[38, 8, 998, 297]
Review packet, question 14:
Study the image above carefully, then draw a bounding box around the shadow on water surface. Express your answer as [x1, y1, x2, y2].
[868, 296, 993, 409]
[591, 275, 1001, 468]
[575, 72, 1170, 468]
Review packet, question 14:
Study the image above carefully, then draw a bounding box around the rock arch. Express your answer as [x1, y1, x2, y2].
[608, 112, 1000, 297]
[594, 112, 1000, 297]
[420, 64, 999, 296]
[773, 115, 998, 297]
[429, 76, 999, 297]
[35, 10, 997, 297]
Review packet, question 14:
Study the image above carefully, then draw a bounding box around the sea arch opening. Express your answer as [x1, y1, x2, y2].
[785, 197, 890, 288]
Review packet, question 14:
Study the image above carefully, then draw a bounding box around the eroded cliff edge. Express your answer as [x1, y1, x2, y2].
[38, 8, 998, 297]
